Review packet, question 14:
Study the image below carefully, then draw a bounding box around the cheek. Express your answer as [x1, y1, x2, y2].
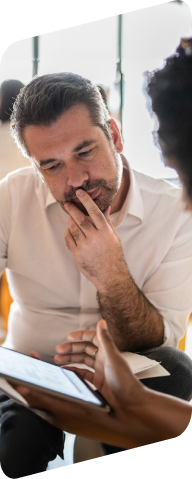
[98, 156, 118, 178]
[39, 171, 66, 196]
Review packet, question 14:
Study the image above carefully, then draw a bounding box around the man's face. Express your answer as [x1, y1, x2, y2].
[23, 104, 124, 215]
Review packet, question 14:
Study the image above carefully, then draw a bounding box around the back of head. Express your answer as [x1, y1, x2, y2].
[147, 38, 192, 202]
[0, 79, 24, 123]
[10, 72, 111, 158]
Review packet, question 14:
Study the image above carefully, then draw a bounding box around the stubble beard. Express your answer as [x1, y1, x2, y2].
[35, 147, 123, 216]
[58, 149, 123, 215]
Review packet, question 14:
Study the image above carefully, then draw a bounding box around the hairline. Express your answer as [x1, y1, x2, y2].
[14, 102, 112, 159]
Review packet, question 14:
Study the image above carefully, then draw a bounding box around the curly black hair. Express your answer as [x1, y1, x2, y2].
[147, 38, 192, 202]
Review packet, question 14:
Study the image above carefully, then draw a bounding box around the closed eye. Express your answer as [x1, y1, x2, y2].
[78, 148, 94, 157]
[46, 163, 60, 171]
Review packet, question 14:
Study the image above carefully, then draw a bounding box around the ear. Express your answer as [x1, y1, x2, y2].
[109, 119, 123, 154]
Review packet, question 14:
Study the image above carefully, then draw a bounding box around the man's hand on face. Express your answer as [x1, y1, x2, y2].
[64, 189, 128, 293]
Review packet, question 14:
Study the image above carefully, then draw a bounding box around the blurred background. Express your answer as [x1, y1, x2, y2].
[0, 0, 191, 181]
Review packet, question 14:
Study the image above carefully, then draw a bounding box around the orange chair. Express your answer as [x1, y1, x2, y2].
[178, 332, 187, 352]
[0, 271, 13, 333]
[178, 314, 192, 352]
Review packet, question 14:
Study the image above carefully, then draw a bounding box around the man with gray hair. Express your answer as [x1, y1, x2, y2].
[0, 72, 192, 476]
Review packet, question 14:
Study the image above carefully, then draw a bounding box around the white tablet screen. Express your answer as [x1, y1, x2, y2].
[0, 347, 102, 405]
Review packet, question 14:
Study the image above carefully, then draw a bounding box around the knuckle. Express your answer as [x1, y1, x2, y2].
[79, 218, 92, 230]
[72, 231, 79, 242]
[90, 205, 102, 218]
[68, 217, 75, 228]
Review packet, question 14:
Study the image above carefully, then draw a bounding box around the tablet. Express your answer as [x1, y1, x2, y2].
[0, 346, 110, 412]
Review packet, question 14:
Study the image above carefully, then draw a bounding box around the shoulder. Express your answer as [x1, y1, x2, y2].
[4, 166, 36, 181]
[134, 170, 181, 200]
[0, 167, 41, 190]
[0, 167, 47, 205]
[133, 170, 192, 231]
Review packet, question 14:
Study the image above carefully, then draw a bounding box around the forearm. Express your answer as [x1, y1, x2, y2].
[97, 270, 164, 351]
[54, 404, 157, 449]
[32, 390, 191, 449]
[128, 387, 192, 442]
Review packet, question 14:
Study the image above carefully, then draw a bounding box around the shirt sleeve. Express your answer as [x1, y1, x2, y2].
[0, 177, 12, 276]
[142, 217, 192, 347]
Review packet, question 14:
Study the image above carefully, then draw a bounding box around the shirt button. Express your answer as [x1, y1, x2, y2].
[85, 326, 90, 331]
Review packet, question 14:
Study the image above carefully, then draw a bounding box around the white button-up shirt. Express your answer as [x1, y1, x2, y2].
[0, 123, 31, 180]
[1, 165, 192, 363]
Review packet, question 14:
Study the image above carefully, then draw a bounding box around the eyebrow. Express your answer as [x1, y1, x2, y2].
[38, 140, 96, 167]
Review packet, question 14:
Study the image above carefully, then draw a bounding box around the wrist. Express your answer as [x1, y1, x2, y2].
[96, 266, 130, 296]
[121, 384, 152, 422]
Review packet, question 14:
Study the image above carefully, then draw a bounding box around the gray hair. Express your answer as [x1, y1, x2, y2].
[10, 72, 111, 158]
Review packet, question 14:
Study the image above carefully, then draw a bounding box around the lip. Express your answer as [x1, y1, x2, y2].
[86, 188, 100, 199]
[72, 188, 100, 202]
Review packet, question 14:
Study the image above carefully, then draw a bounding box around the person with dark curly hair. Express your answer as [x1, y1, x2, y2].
[147, 37, 192, 206]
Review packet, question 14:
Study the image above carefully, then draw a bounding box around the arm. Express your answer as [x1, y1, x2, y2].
[55, 323, 191, 444]
[64, 189, 164, 351]
[96, 269, 164, 352]
[15, 320, 191, 448]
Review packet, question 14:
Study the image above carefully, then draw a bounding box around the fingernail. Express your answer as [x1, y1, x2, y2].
[76, 189, 84, 197]
[64, 203, 69, 210]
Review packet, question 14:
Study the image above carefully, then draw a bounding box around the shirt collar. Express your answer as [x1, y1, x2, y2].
[111, 160, 144, 227]
[45, 190, 57, 208]
[44, 159, 144, 224]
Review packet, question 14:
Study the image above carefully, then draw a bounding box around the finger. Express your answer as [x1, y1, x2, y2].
[31, 351, 41, 360]
[97, 320, 136, 382]
[15, 385, 31, 396]
[71, 190, 107, 230]
[54, 340, 97, 359]
[64, 228, 77, 250]
[55, 330, 97, 355]
[54, 352, 95, 368]
[66, 330, 97, 344]
[97, 320, 119, 358]
[68, 216, 86, 243]
[76, 189, 106, 230]
[15, 386, 58, 412]
[65, 202, 96, 237]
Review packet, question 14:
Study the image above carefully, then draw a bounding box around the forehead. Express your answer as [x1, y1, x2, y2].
[23, 104, 100, 157]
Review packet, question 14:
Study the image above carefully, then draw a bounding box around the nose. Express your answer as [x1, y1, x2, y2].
[66, 165, 89, 188]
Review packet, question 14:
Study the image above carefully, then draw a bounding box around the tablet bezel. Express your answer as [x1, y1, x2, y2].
[0, 346, 111, 413]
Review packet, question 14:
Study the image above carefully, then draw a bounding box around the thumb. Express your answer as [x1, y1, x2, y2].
[96, 320, 137, 400]
[96, 320, 120, 363]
